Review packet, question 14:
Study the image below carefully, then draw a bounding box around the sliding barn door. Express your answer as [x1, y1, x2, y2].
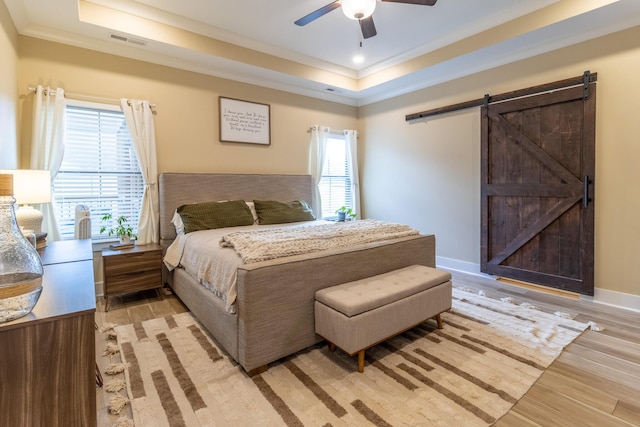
[481, 81, 596, 295]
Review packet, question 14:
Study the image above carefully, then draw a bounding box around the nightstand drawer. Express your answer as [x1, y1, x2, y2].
[104, 251, 162, 277]
[106, 269, 161, 294]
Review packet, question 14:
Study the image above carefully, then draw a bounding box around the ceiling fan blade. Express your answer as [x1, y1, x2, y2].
[381, 0, 437, 5]
[359, 16, 377, 39]
[295, 1, 342, 26]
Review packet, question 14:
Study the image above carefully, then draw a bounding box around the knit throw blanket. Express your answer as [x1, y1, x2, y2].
[220, 219, 420, 264]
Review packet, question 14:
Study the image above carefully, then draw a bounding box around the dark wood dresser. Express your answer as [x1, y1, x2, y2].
[0, 239, 96, 427]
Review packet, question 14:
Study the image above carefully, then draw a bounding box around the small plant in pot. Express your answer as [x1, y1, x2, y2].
[100, 213, 138, 244]
[335, 206, 356, 222]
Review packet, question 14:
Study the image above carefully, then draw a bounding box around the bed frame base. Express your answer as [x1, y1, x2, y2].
[159, 173, 437, 374]
[246, 365, 269, 377]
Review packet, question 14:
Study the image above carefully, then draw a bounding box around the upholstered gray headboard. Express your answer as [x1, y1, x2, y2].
[158, 172, 313, 246]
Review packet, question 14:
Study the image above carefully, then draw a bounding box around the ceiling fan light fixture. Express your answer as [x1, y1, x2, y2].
[341, 0, 376, 20]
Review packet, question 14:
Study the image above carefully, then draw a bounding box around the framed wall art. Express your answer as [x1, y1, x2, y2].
[219, 97, 271, 145]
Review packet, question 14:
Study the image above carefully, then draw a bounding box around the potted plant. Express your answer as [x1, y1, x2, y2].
[335, 206, 356, 222]
[100, 213, 138, 244]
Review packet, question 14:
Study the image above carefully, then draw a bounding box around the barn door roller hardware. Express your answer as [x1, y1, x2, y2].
[583, 70, 592, 99]
[406, 71, 598, 122]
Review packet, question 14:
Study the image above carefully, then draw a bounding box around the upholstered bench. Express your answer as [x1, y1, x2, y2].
[314, 265, 452, 373]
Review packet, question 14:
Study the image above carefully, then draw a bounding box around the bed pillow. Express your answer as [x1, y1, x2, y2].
[253, 200, 316, 225]
[245, 201, 259, 224]
[171, 210, 185, 235]
[177, 200, 255, 233]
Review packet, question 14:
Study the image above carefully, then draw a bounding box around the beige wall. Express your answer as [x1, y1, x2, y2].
[0, 1, 18, 168]
[17, 37, 358, 174]
[361, 25, 640, 297]
[15, 26, 640, 301]
[17, 37, 359, 291]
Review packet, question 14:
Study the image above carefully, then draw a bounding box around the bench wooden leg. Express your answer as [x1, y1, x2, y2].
[329, 342, 336, 352]
[434, 313, 443, 329]
[358, 350, 365, 373]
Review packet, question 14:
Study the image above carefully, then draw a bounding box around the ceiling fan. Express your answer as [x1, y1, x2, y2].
[295, 0, 438, 39]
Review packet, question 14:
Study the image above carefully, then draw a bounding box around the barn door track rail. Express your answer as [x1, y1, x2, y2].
[405, 71, 597, 122]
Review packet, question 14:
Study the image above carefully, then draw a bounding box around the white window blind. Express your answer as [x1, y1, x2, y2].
[53, 101, 144, 240]
[318, 135, 352, 218]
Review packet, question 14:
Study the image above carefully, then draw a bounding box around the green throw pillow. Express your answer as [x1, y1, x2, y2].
[253, 200, 316, 225]
[177, 200, 254, 233]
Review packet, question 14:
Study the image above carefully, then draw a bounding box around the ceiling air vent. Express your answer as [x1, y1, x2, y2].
[109, 33, 148, 47]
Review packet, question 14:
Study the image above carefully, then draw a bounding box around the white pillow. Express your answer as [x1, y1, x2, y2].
[171, 210, 185, 235]
[245, 201, 259, 224]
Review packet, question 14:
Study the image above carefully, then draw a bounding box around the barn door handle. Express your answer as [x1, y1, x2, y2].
[583, 175, 592, 207]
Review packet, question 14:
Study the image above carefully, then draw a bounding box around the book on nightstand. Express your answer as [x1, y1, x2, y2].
[35, 232, 47, 249]
[109, 242, 135, 251]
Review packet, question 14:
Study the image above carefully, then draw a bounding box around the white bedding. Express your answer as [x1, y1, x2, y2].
[164, 219, 420, 313]
[221, 219, 420, 264]
[164, 221, 329, 312]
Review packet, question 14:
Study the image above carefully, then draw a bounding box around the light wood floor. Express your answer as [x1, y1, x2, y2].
[94, 272, 640, 426]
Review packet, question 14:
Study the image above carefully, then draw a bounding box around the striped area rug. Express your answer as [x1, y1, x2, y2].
[109, 288, 590, 426]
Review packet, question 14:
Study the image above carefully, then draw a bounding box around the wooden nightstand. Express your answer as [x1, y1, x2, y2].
[102, 243, 163, 311]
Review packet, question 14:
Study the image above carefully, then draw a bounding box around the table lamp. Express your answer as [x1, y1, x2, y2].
[0, 169, 51, 234]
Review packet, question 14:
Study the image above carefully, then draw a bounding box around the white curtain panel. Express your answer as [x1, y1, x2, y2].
[344, 129, 361, 219]
[30, 85, 66, 241]
[120, 99, 159, 245]
[308, 125, 330, 218]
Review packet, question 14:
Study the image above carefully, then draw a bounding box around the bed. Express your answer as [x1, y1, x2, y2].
[159, 172, 436, 375]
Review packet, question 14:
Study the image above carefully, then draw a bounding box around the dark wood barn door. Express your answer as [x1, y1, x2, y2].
[481, 81, 596, 295]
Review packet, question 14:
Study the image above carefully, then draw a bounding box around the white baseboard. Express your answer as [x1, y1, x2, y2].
[95, 281, 103, 298]
[436, 256, 494, 279]
[436, 256, 640, 314]
[584, 288, 640, 313]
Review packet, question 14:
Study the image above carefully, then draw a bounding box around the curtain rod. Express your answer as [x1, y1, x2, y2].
[27, 86, 157, 109]
[306, 127, 351, 136]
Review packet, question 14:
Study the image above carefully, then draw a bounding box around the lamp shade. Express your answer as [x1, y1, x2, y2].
[0, 170, 51, 235]
[0, 170, 51, 205]
[342, 0, 376, 20]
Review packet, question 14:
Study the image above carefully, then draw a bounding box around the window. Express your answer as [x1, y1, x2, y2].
[53, 100, 144, 240]
[318, 134, 352, 218]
